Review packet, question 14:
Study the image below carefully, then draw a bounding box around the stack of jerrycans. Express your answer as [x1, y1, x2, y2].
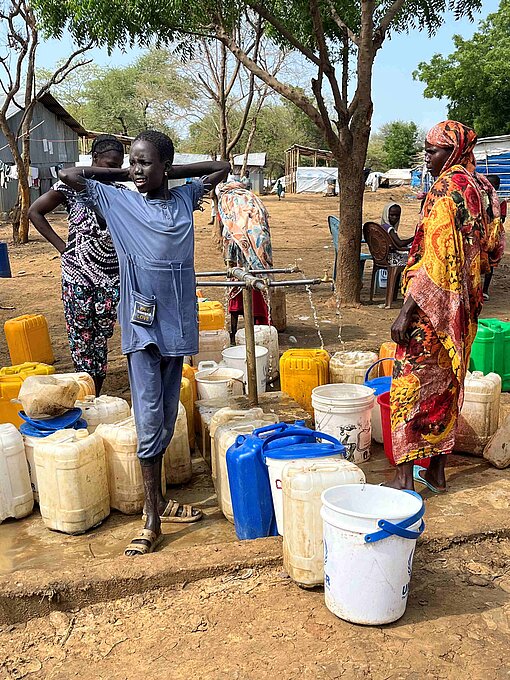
[470, 318, 510, 390]
[226, 422, 336, 540]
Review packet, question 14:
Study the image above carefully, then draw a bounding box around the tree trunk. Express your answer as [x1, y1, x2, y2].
[335, 161, 364, 304]
[18, 131, 32, 243]
[335, 112, 371, 305]
[17, 177, 31, 244]
[240, 117, 257, 178]
[218, 43, 228, 161]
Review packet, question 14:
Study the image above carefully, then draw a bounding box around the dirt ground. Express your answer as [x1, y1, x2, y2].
[2, 189, 510, 679]
[2, 536, 510, 680]
[2, 187, 509, 391]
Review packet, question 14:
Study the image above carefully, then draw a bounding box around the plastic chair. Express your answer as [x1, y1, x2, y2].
[328, 215, 372, 285]
[362, 221, 406, 309]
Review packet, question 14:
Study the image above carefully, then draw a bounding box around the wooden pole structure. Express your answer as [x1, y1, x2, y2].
[242, 285, 258, 406]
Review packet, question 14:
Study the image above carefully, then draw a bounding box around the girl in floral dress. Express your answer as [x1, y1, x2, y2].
[29, 135, 125, 395]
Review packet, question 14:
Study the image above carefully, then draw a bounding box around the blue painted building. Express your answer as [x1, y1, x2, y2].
[475, 135, 510, 197]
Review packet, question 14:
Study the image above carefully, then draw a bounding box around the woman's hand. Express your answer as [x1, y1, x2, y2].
[391, 309, 411, 345]
[390, 295, 418, 345]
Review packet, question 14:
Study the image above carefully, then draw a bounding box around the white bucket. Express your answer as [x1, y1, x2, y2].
[321, 484, 424, 625]
[222, 345, 269, 394]
[195, 362, 245, 400]
[266, 453, 341, 535]
[312, 384, 374, 464]
[372, 402, 383, 444]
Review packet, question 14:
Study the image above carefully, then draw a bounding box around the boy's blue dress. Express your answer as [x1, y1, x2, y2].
[82, 178, 205, 356]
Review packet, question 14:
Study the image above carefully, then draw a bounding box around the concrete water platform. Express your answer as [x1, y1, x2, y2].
[1, 443, 510, 624]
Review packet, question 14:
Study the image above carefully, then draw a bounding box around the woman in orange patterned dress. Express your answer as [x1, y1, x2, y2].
[387, 121, 505, 493]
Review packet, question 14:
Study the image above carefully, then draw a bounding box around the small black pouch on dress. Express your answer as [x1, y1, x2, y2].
[131, 291, 156, 326]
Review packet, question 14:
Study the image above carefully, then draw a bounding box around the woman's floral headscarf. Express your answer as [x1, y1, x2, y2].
[425, 120, 477, 174]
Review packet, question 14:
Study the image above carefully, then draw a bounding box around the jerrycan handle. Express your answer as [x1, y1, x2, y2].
[261, 428, 342, 452]
[364, 357, 395, 382]
[252, 420, 306, 437]
[197, 360, 218, 371]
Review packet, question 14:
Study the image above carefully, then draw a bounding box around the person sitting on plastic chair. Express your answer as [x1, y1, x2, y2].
[380, 203, 414, 266]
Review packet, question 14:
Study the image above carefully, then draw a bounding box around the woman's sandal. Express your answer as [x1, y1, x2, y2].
[413, 465, 446, 494]
[124, 528, 164, 556]
[142, 500, 203, 524]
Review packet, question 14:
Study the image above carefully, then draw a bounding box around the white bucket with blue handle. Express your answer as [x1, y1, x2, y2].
[320, 484, 424, 625]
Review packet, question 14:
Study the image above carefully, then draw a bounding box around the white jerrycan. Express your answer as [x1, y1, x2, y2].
[164, 402, 192, 485]
[209, 408, 264, 489]
[76, 395, 131, 433]
[0, 423, 34, 522]
[96, 416, 168, 514]
[34, 429, 110, 534]
[282, 458, 365, 586]
[456, 371, 501, 455]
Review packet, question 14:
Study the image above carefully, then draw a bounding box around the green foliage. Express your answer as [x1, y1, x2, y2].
[380, 120, 421, 169]
[414, 0, 510, 136]
[367, 121, 422, 171]
[40, 49, 194, 137]
[33, 0, 482, 59]
[181, 97, 328, 176]
[366, 137, 387, 172]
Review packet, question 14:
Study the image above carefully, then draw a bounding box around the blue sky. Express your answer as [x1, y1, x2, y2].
[37, 1, 499, 134]
[371, 1, 499, 131]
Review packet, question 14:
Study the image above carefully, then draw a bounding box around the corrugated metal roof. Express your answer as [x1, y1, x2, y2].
[173, 152, 213, 164]
[233, 152, 266, 168]
[0, 92, 88, 136]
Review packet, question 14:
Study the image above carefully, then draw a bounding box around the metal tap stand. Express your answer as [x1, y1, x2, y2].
[196, 266, 331, 406]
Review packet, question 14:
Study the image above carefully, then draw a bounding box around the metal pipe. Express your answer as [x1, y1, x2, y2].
[196, 281, 247, 287]
[227, 267, 269, 293]
[266, 278, 324, 287]
[197, 278, 326, 289]
[195, 266, 301, 277]
[242, 285, 258, 405]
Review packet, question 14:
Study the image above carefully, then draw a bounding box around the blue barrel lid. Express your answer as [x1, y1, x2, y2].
[263, 442, 345, 461]
[20, 416, 87, 437]
[18, 407, 84, 431]
[364, 376, 391, 396]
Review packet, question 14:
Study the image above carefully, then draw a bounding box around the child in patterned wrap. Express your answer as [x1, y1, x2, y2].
[29, 135, 125, 395]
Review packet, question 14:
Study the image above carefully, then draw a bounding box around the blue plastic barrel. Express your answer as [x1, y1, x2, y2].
[0, 242, 12, 278]
[226, 425, 345, 540]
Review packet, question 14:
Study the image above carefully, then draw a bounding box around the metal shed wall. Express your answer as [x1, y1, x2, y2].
[0, 100, 79, 213]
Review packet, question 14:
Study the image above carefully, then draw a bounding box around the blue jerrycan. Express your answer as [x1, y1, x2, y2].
[0, 242, 12, 278]
[252, 420, 316, 448]
[226, 421, 313, 541]
[226, 424, 344, 540]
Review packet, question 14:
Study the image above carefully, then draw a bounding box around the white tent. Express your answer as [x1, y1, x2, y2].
[293, 166, 338, 193]
[379, 168, 412, 186]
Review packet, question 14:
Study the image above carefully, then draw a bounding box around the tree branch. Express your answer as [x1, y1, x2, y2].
[35, 42, 94, 97]
[226, 14, 263, 155]
[245, 0, 321, 66]
[309, 0, 348, 120]
[311, 72, 341, 157]
[348, 0, 375, 118]
[374, 0, 406, 49]
[215, 24, 326, 136]
[326, 0, 359, 46]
